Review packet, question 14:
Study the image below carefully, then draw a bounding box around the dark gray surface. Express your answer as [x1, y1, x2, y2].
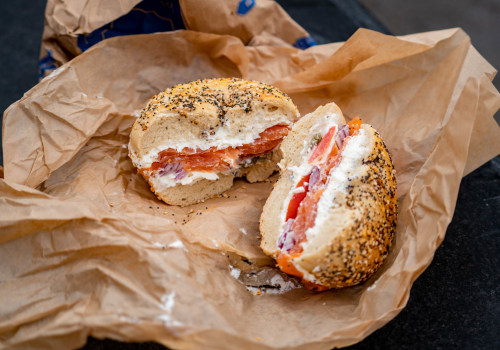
[276, 0, 390, 44]
[0, 1, 498, 349]
[360, 0, 500, 95]
[0, 0, 46, 166]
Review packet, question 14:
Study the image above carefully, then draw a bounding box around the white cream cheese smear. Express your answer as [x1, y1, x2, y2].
[148, 170, 220, 191]
[306, 126, 372, 243]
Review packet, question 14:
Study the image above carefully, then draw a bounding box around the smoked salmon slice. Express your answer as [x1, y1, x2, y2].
[148, 125, 290, 174]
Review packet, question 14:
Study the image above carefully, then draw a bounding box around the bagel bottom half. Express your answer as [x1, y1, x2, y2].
[260, 103, 397, 291]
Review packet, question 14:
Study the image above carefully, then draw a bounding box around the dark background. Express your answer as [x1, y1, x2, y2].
[1, 1, 499, 349]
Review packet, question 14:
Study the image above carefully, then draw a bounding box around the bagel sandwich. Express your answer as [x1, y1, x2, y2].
[260, 103, 397, 291]
[129, 78, 299, 206]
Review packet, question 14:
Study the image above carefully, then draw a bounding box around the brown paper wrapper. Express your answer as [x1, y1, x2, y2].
[1, 26, 499, 349]
[39, 0, 310, 75]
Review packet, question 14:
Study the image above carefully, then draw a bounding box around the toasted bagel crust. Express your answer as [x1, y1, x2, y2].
[260, 103, 397, 290]
[129, 78, 299, 206]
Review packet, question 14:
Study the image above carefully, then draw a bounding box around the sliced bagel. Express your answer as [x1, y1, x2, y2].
[260, 102, 397, 291]
[129, 78, 299, 206]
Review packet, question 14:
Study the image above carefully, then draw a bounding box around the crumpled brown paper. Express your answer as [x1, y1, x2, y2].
[1, 25, 500, 350]
[39, 0, 309, 76]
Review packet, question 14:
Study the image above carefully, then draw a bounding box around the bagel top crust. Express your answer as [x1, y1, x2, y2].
[129, 78, 299, 164]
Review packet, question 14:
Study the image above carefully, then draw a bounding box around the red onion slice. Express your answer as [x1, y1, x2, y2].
[174, 168, 187, 180]
[335, 124, 350, 149]
[159, 162, 186, 180]
[277, 218, 296, 251]
[308, 166, 320, 189]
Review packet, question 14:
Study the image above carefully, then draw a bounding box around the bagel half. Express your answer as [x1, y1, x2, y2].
[260, 103, 397, 291]
[129, 78, 299, 206]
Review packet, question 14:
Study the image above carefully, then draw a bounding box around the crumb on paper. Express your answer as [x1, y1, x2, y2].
[239, 228, 247, 235]
[117, 314, 140, 324]
[157, 291, 183, 328]
[241, 186, 247, 189]
[157, 314, 183, 329]
[157, 314, 183, 328]
[229, 265, 241, 279]
[167, 240, 185, 249]
[245, 274, 301, 295]
[160, 291, 176, 313]
[153, 242, 166, 249]
[153, 240, 186, 251]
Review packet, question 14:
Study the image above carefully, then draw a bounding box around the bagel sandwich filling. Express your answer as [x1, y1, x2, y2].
[135, 124, 290, 189]
[128, 78, 299, 205]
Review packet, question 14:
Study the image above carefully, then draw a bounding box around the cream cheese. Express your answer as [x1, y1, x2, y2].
[277, 115, 342, 244]
[293, 263, 322, 284]
[299, 112, 343, 159]
[305, 126, 372, 244]
[148, 169, 220, 191]
[130, 109, 292, 169]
